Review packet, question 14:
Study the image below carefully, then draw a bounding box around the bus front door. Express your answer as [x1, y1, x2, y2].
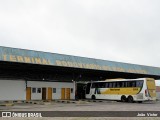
[86, 83, 91, 94]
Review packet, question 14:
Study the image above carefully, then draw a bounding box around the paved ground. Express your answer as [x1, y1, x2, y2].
[0, 100, 160, 120]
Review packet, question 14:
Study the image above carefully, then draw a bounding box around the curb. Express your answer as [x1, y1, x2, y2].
[25, 101, 39, 104]
[13, 100, 25, 103]
[80, 99, 117, 103]
[84, 100, 103, 102]
[0, 103, 14, 106]
[55, 100, 76, 103]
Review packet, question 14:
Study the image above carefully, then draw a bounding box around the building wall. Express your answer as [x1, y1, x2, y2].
[156, 92, 160, 100]
[0, 80, 26, 101]
[156, 86, 160, 100]
[0, 80, 75, 101]
[27, 81, 75, 100]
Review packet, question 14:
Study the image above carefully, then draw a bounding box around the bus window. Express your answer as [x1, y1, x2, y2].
[112, 82, 115, 88]
[117, 82, 121, 88]
[121, 82, 125, 87]
[91, 83, 96, 88]
[128, 81, 132, 87]
[125, 82, 128, 87]
[136, 81, 143, 87]
[132, 81, 136, 87]
[96, 83, 100, 88]
[99, 83, 106, 88]
[109, 82, 113, 88]
[127, 81, 136, 87]
[105, 83, 109, 88]
[120, 82, 124, 87]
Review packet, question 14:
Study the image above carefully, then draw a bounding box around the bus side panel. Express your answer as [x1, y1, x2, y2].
[100, 88, 141, 95]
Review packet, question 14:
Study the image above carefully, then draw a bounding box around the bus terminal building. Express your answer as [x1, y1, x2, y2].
[0, 46, 160, 101]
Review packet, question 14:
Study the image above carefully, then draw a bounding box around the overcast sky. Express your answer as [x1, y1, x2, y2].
[0, 0, 160, 68]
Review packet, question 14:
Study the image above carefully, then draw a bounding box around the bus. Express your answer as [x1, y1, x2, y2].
[85, 78, 156, 103]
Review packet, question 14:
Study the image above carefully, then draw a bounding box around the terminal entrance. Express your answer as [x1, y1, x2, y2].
[77, 83, 87, 99]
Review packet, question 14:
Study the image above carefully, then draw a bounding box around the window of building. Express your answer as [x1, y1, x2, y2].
[32, 88, 36, 93]
[37, 88, 41, 93]
[53, 88, 56, 93]
[71, 88, 73, 93]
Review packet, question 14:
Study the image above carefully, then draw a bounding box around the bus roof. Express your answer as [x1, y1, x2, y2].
[88, 78, 154, 83]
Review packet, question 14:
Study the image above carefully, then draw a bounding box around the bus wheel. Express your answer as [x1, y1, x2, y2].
[138, 101, 142, 103]
[91, 95, 96, 100]
[128, 96, 134, 103]
[121, 95, 126, 102]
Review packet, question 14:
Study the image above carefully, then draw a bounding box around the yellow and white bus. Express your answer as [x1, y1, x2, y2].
[85, 78, 156, 103]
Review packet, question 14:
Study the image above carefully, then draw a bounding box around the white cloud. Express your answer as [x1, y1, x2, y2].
[0, 0, 160, 67]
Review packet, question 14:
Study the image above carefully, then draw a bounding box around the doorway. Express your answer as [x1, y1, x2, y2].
[61, 88, 71, 100]
[48, 87, 52, 100]
[42, 88, 46, 100]
[66, 88, 71, 100]
[26, 87, 31, 101]
[61, 88, 65, 100]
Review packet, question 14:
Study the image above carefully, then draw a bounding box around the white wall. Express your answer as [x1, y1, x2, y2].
[0, 80, 75, 101]
[156, 92, 160, 100]
[27, 81, 75, 100]
[0, 80, 26, 101]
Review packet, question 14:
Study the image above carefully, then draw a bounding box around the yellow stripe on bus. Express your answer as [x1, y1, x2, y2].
[100, 87, 141, 95]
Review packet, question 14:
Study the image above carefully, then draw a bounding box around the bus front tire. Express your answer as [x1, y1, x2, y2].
[128, 96, 134, 103]
[121, 95, 126, 102]
[91, 95, 96, 100]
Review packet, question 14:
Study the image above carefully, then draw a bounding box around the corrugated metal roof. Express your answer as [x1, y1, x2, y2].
[0, 46, 160, 76]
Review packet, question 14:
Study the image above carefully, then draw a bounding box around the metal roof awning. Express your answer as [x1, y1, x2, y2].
[0, 46, 160, 81]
